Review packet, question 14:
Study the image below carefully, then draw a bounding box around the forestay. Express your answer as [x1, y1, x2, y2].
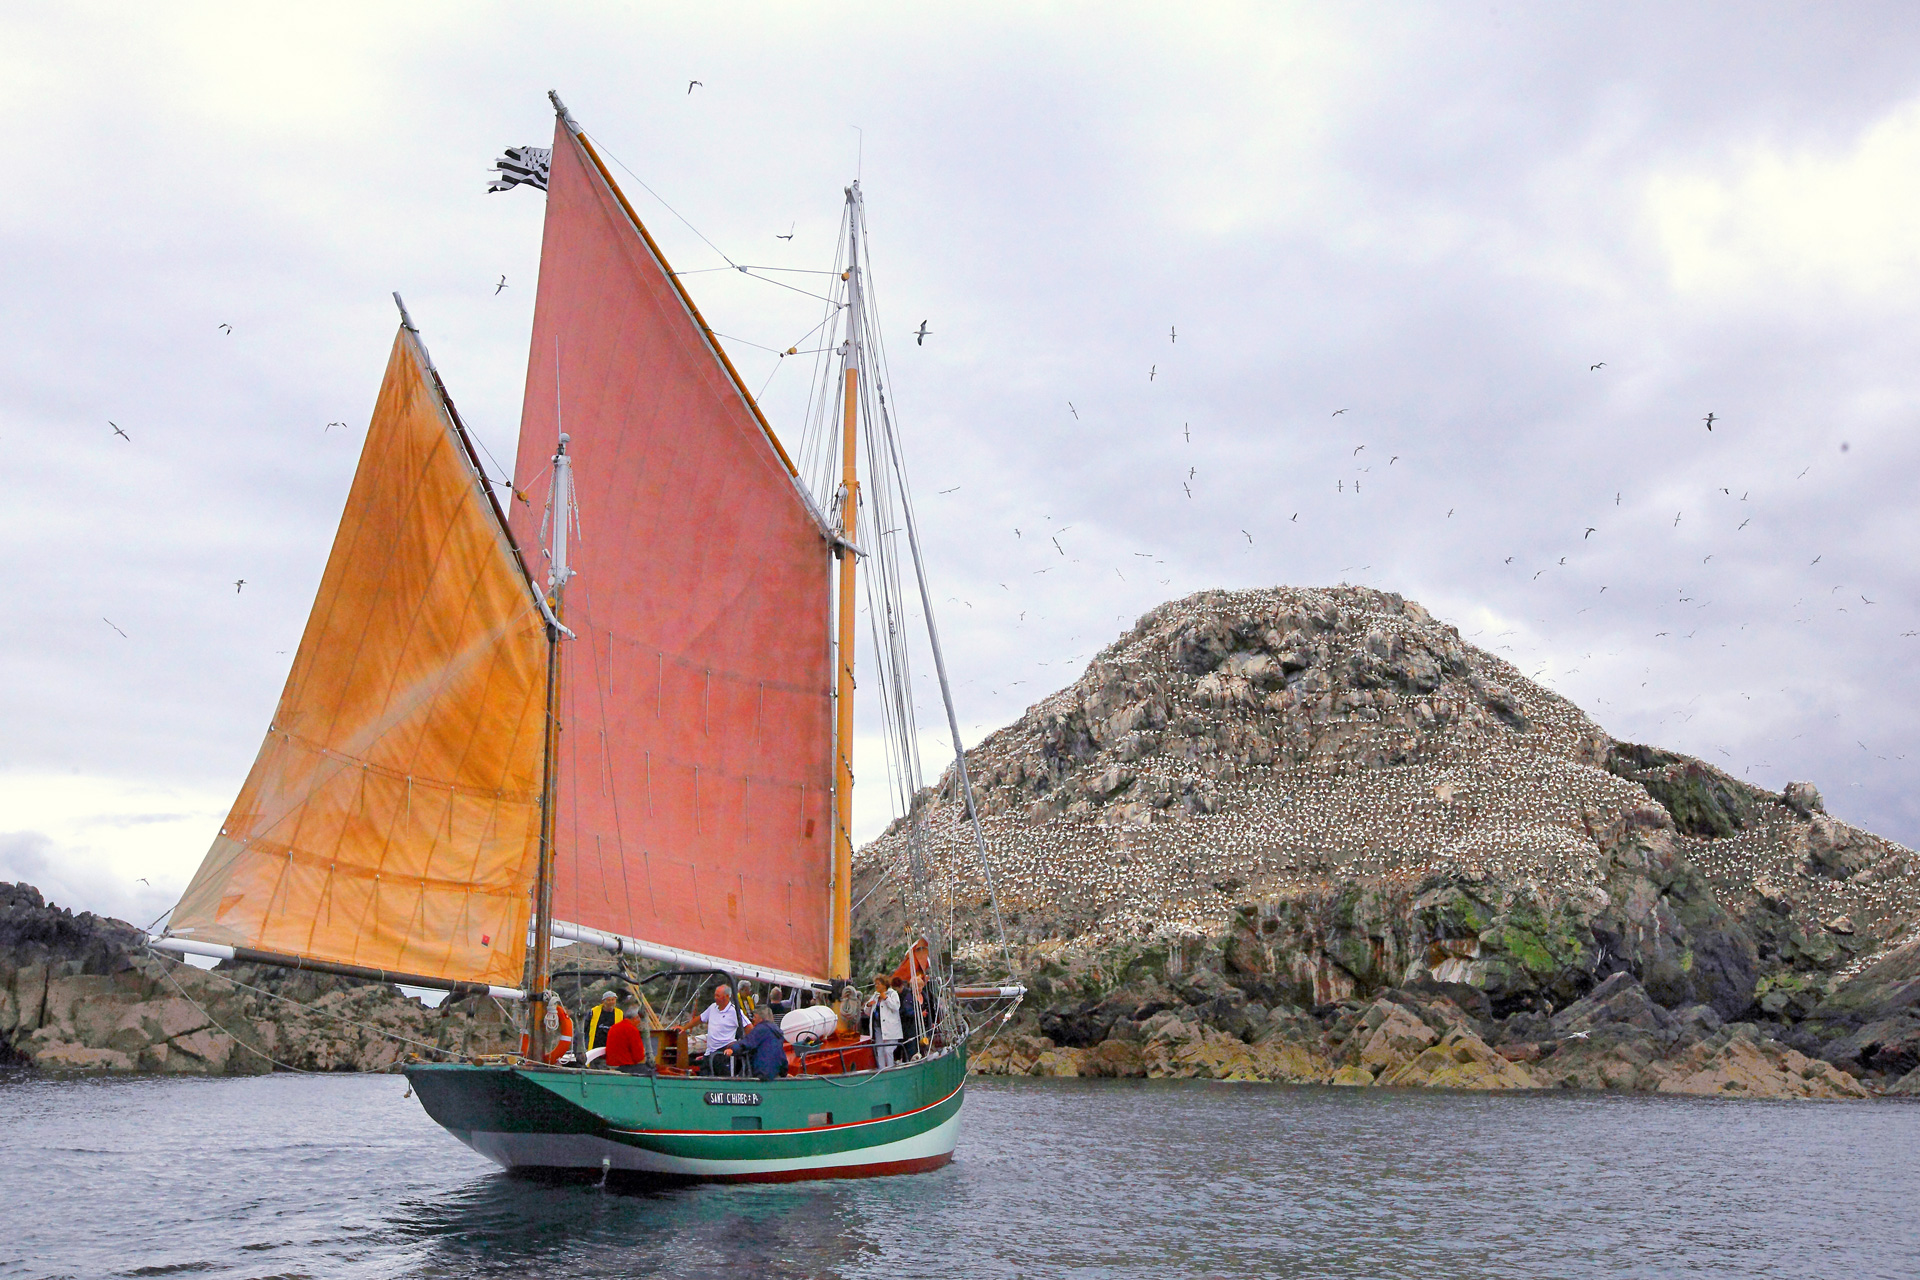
[165, 327, 550, 991]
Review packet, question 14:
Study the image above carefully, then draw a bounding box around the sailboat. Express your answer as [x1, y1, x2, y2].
[150, 92, 1021, 1183]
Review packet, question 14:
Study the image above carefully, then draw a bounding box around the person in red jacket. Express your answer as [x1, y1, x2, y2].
[604, 1003, 650, 1073]
[518, 994, 574, 1065]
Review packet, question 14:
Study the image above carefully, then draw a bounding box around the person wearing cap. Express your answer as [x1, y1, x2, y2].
[583, 990, 624, 1066]
[736, 1006, 789, 1080]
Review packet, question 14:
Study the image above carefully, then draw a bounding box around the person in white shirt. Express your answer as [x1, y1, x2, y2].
[697, 984, 750, 1076]
[865, 976, 902, 1069]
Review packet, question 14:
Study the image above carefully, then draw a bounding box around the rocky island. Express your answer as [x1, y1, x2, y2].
[7, 584, 1919, 1099]
[855, 585, 1920, 1099]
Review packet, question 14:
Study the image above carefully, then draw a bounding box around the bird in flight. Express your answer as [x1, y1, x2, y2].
[1811, 555, 1822, 565]
[938, 486, 959, 494]
[137, 877, 149, 885]
[1558, 556, 1567, 566]
[494, 275, 508, 295]
[326, 421, 347, 431]
[1590, 362, 1605, 371]
[1674, 512, 1682, 526]
[102, 617, 128, 638]
[1290, 513, 1298, 522]
[1149, 365, 1156, 381]
[1703, 413, 1717, 431]
[1241, 530, 1252, 544]
[1797, 467, 1810, 479]
[1862, 595, 1875, 605]
[1332, 409, 1347, 417]
[218, 324, 232, 334]
[1051, 537, 1064, 554]
[915, 320, 930, 346]
[777, 223, 794, 241]
[110, 421, 129, 441]
[1447, 508, 1453, 517]
[1353, 444, 1365, 455]
[687, 80, 703, 94]
[1068, 402, 1078, 420]
[1584, 527, 1596, 539]
[1183, 423, 1189, 442]
[1504, 557, 1513, 564]
[1170, 325, 1177, 344]
[1188, 466, 1196, 480]
[1183, 482, 1192, 498]
[1738, 518, 1750, 530]
[1389, 455, 1399, 465]
[234, 579, 246, 593]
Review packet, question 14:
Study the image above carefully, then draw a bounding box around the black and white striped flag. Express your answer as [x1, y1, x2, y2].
[488, 146, 551, 194]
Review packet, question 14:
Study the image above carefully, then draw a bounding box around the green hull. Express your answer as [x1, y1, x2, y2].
[406, 1045, 965, 1182]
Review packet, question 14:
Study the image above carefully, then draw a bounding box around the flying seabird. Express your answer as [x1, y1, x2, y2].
[915, 320, 930, 346]
[1703, 413, 1716, 431]
[103, 618, 128, 638]
[1589, 363, 1604, 371]
[234, 579, 246, 593]
[1584, 527, 1595, 539]
[777, 223, 795, 240]
[110, 421, 129, 441]
[218, 324, 232, 334]
[688, 80, 703, 93]
[495, 275, 508, 294]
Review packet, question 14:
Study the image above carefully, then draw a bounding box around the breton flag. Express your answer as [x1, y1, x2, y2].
[488, 145, 551, 194]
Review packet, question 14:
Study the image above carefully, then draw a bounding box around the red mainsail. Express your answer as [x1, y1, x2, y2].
[508, 116, 836, 981]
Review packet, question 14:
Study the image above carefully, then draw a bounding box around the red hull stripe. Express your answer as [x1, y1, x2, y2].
[609, 1080, 963, 1139]
[714, 1152, 954, 1184]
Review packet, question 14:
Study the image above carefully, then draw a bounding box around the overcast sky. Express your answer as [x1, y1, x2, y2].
[5, 3, 1919, 927]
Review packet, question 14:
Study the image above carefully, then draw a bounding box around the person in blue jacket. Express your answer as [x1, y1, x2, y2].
[737, 1007, 789, 1080]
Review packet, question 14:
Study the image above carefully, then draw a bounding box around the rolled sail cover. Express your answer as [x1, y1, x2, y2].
[509, 118, 834, 980]
[168, 328, 549, 989]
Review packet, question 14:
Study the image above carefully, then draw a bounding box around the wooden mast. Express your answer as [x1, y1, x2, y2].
[829, 184, 863, 981]
[530, 431, 574, 1056]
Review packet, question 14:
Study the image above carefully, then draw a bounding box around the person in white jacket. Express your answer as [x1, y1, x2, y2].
[865, 976, 903, 1069]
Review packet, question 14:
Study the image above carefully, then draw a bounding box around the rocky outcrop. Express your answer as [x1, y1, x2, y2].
[0, 883, 517, 1075]
[855, 585, 1920, 1098]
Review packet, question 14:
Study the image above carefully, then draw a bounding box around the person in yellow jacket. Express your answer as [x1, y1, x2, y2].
[582, 990, 624, 1065]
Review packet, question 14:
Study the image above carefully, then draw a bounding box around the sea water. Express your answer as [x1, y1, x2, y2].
[2, 1070, 1915, 1278]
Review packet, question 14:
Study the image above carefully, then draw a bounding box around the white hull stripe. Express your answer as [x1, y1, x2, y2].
[461, 1111, 961, 1177]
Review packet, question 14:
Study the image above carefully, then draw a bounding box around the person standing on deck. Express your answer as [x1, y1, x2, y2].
[897, 977, 921, 1062]
[865, 976, 902, 1069]
[583, 991, 623, 1065]
[698, 984, 750, 1076]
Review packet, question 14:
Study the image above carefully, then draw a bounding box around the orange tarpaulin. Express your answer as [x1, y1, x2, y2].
[508, 118, 835, 981]
[167, 327, 550, 990]
[889, 940, 932, 987]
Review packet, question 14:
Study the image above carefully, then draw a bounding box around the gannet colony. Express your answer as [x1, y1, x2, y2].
[854, 585, 1920, 1096]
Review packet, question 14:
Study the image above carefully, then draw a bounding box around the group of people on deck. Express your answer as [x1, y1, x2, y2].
[531, 968, 939, 1080]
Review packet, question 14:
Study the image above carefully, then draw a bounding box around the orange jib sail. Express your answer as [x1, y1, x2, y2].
[167, 326, 550, 990]
[508, 117, 835, 981]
